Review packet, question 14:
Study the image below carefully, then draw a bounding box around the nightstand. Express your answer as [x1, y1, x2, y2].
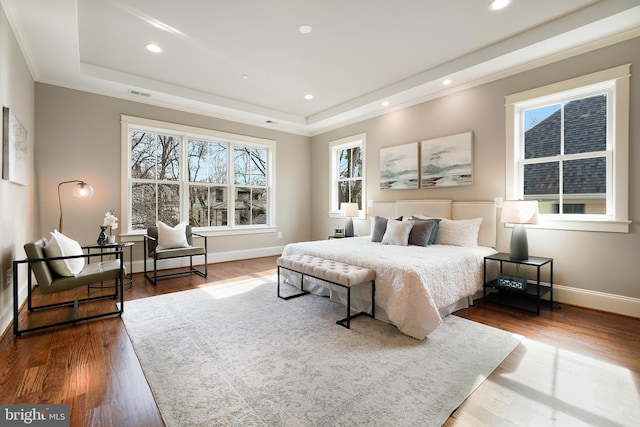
[483, 252, 554, 314]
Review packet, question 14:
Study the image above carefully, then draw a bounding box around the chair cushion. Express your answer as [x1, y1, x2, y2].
[44, 260, 123, 294]
[44, 230, 84, 277]
[154, 246, 206, 260]
[157, 221, 190, 250]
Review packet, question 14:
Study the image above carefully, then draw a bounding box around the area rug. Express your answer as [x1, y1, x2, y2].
[122, 276, 520, 426]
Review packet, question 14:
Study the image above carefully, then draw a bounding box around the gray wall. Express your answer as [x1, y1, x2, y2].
[311, 37, 640, 310]
[0, 5, 35, 334]
[34, 84, 311, 268]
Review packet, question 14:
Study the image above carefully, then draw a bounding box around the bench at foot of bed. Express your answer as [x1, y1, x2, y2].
[276, 254, 376, 329]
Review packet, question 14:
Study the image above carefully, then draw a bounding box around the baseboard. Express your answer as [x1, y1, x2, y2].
[554, 284, 640, 318]
[0, 280, 27, 340]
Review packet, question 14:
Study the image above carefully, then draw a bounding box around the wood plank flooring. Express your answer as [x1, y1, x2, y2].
[1, 256, 638, 426]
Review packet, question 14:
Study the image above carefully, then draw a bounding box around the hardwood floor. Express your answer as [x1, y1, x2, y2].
[1, 256, 638, 426]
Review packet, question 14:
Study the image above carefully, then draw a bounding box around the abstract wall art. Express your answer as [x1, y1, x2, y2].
[420, 132, 472, 188]
[2, 106, 28, 186]
[379, 142, 419, 190]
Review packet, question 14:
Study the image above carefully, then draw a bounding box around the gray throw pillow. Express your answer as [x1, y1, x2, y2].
[412, 217, 441, 245]
[371, 216, 388, 242]
[408, 220, 437, 246]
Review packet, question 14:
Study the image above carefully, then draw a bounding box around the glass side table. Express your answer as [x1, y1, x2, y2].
[85, 242, 135, 289]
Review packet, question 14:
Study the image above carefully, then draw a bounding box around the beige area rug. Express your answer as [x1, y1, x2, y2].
[122, 276, 520, 426]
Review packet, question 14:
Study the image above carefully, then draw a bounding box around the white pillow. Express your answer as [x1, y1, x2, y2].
[157, 221, 190, 250]
[381, 219, 414, 246]
[435, 218, 482, 248]
[44, 230, 84, 277]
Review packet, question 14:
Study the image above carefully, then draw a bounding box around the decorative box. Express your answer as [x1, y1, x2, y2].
[496, 274, 528, 292]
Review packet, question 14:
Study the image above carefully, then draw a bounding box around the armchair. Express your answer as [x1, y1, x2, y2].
[13, 238, 125, 336]
[143, 225, 208, 285]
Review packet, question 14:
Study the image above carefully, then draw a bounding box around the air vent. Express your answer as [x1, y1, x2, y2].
[128, 89, 151, 97]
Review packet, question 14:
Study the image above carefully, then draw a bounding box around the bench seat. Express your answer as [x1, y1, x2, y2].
[277, 254, 376, 329]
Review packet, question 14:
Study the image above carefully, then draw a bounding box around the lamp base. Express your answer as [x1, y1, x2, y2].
[344, 218, 354, 237]
[509, 224, 529, 260]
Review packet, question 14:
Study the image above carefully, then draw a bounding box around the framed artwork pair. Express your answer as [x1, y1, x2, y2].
[380, 131, 472, 190]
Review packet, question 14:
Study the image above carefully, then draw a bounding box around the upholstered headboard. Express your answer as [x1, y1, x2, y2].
[370, 199, 497, 247]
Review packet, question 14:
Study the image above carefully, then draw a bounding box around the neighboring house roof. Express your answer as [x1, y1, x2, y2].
[523, 95, 606, 197]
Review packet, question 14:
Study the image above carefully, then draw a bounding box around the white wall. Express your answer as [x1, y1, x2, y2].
[311, 37, 640, 317]
[0, 4, 35, 335]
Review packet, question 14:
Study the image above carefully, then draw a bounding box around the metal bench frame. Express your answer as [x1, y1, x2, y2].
[277, 264, 375, 329]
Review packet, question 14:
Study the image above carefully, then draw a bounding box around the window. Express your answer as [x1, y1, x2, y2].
[122, 116, 275, 235]
[329, 134, 366, 215]
[505, 65, 630, 232]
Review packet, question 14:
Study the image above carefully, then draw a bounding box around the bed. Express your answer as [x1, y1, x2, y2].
[279, 200, 498, 339]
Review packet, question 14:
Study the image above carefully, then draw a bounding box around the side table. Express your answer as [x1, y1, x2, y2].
[483, 252, 554, 314]
[85, 242, 135, 288]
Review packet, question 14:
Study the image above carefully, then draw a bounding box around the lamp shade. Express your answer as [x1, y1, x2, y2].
[500, 200, 539, 224]
[72, 181, 94, 198]
[340, 202, 360, 218]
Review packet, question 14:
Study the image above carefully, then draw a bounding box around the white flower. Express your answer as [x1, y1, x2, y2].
[103, 210, 118, 230]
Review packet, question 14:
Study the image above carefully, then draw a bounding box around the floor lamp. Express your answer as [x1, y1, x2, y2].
[58, 180, 94, 232]
[500, 200, 539, 260]
[340, 202, 359, 237]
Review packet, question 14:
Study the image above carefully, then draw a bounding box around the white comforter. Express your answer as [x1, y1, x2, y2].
[281, 237, 497, 339]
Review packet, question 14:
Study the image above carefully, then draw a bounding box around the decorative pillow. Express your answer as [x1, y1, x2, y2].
[44, 230, 84, 277]
[435, 218, 483, 248]
[412, 216, 441, 245]
[381, 219, 414, 246]
[408, 220, 437, 247]
[370, 216, 403, 242]
[157, 221, 190, 250]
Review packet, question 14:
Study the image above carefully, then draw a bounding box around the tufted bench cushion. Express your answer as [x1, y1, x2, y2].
[277, 254, 376, 329]
[277, 254, 375, 288]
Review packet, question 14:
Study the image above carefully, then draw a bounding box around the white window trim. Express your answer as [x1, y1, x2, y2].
[120, 115, 277, 237]
[328, 133, 366, 218]
[505, 64, 631, 233]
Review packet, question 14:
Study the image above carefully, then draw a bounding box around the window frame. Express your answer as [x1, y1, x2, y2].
[121, 115, 276, 237]
[328, 133, 366, 218]
[505, 65, 630, 233]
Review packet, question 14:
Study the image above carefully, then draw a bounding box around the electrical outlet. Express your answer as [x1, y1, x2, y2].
[6, 268, 12, 286]
[277, 232, 283, 239]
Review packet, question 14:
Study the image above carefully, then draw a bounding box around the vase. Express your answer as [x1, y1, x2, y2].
[97, 225, 108, 245]
[107, 235, 116, 244]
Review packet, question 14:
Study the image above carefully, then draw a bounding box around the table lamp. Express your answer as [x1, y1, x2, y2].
[500, 200, 539, 260]
[340, 202, 359, 237]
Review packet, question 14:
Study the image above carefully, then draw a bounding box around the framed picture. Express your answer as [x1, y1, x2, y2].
[379, 142, 419, 190]
[421, 132, 472, 188]
[2, 106, 28, 186]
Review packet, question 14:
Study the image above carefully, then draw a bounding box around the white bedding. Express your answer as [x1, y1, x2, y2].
[280, 236, 497, 339]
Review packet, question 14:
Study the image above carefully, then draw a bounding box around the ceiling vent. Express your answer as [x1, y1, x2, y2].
[128, 89, 151, 97]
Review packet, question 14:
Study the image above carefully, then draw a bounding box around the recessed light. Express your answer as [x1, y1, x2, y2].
[242, 74, 249, 80]
[443, 79, 452, 86]
[145, 43, 163, 53]
[382, 101, 390, 107]
[304, 94, 314, 100]
[488, 0, 511, 11]
[299, 25, 313, 34]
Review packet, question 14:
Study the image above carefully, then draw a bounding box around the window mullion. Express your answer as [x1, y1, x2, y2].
[180, 134, 188, 224]
[229, 143, 235, 228]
